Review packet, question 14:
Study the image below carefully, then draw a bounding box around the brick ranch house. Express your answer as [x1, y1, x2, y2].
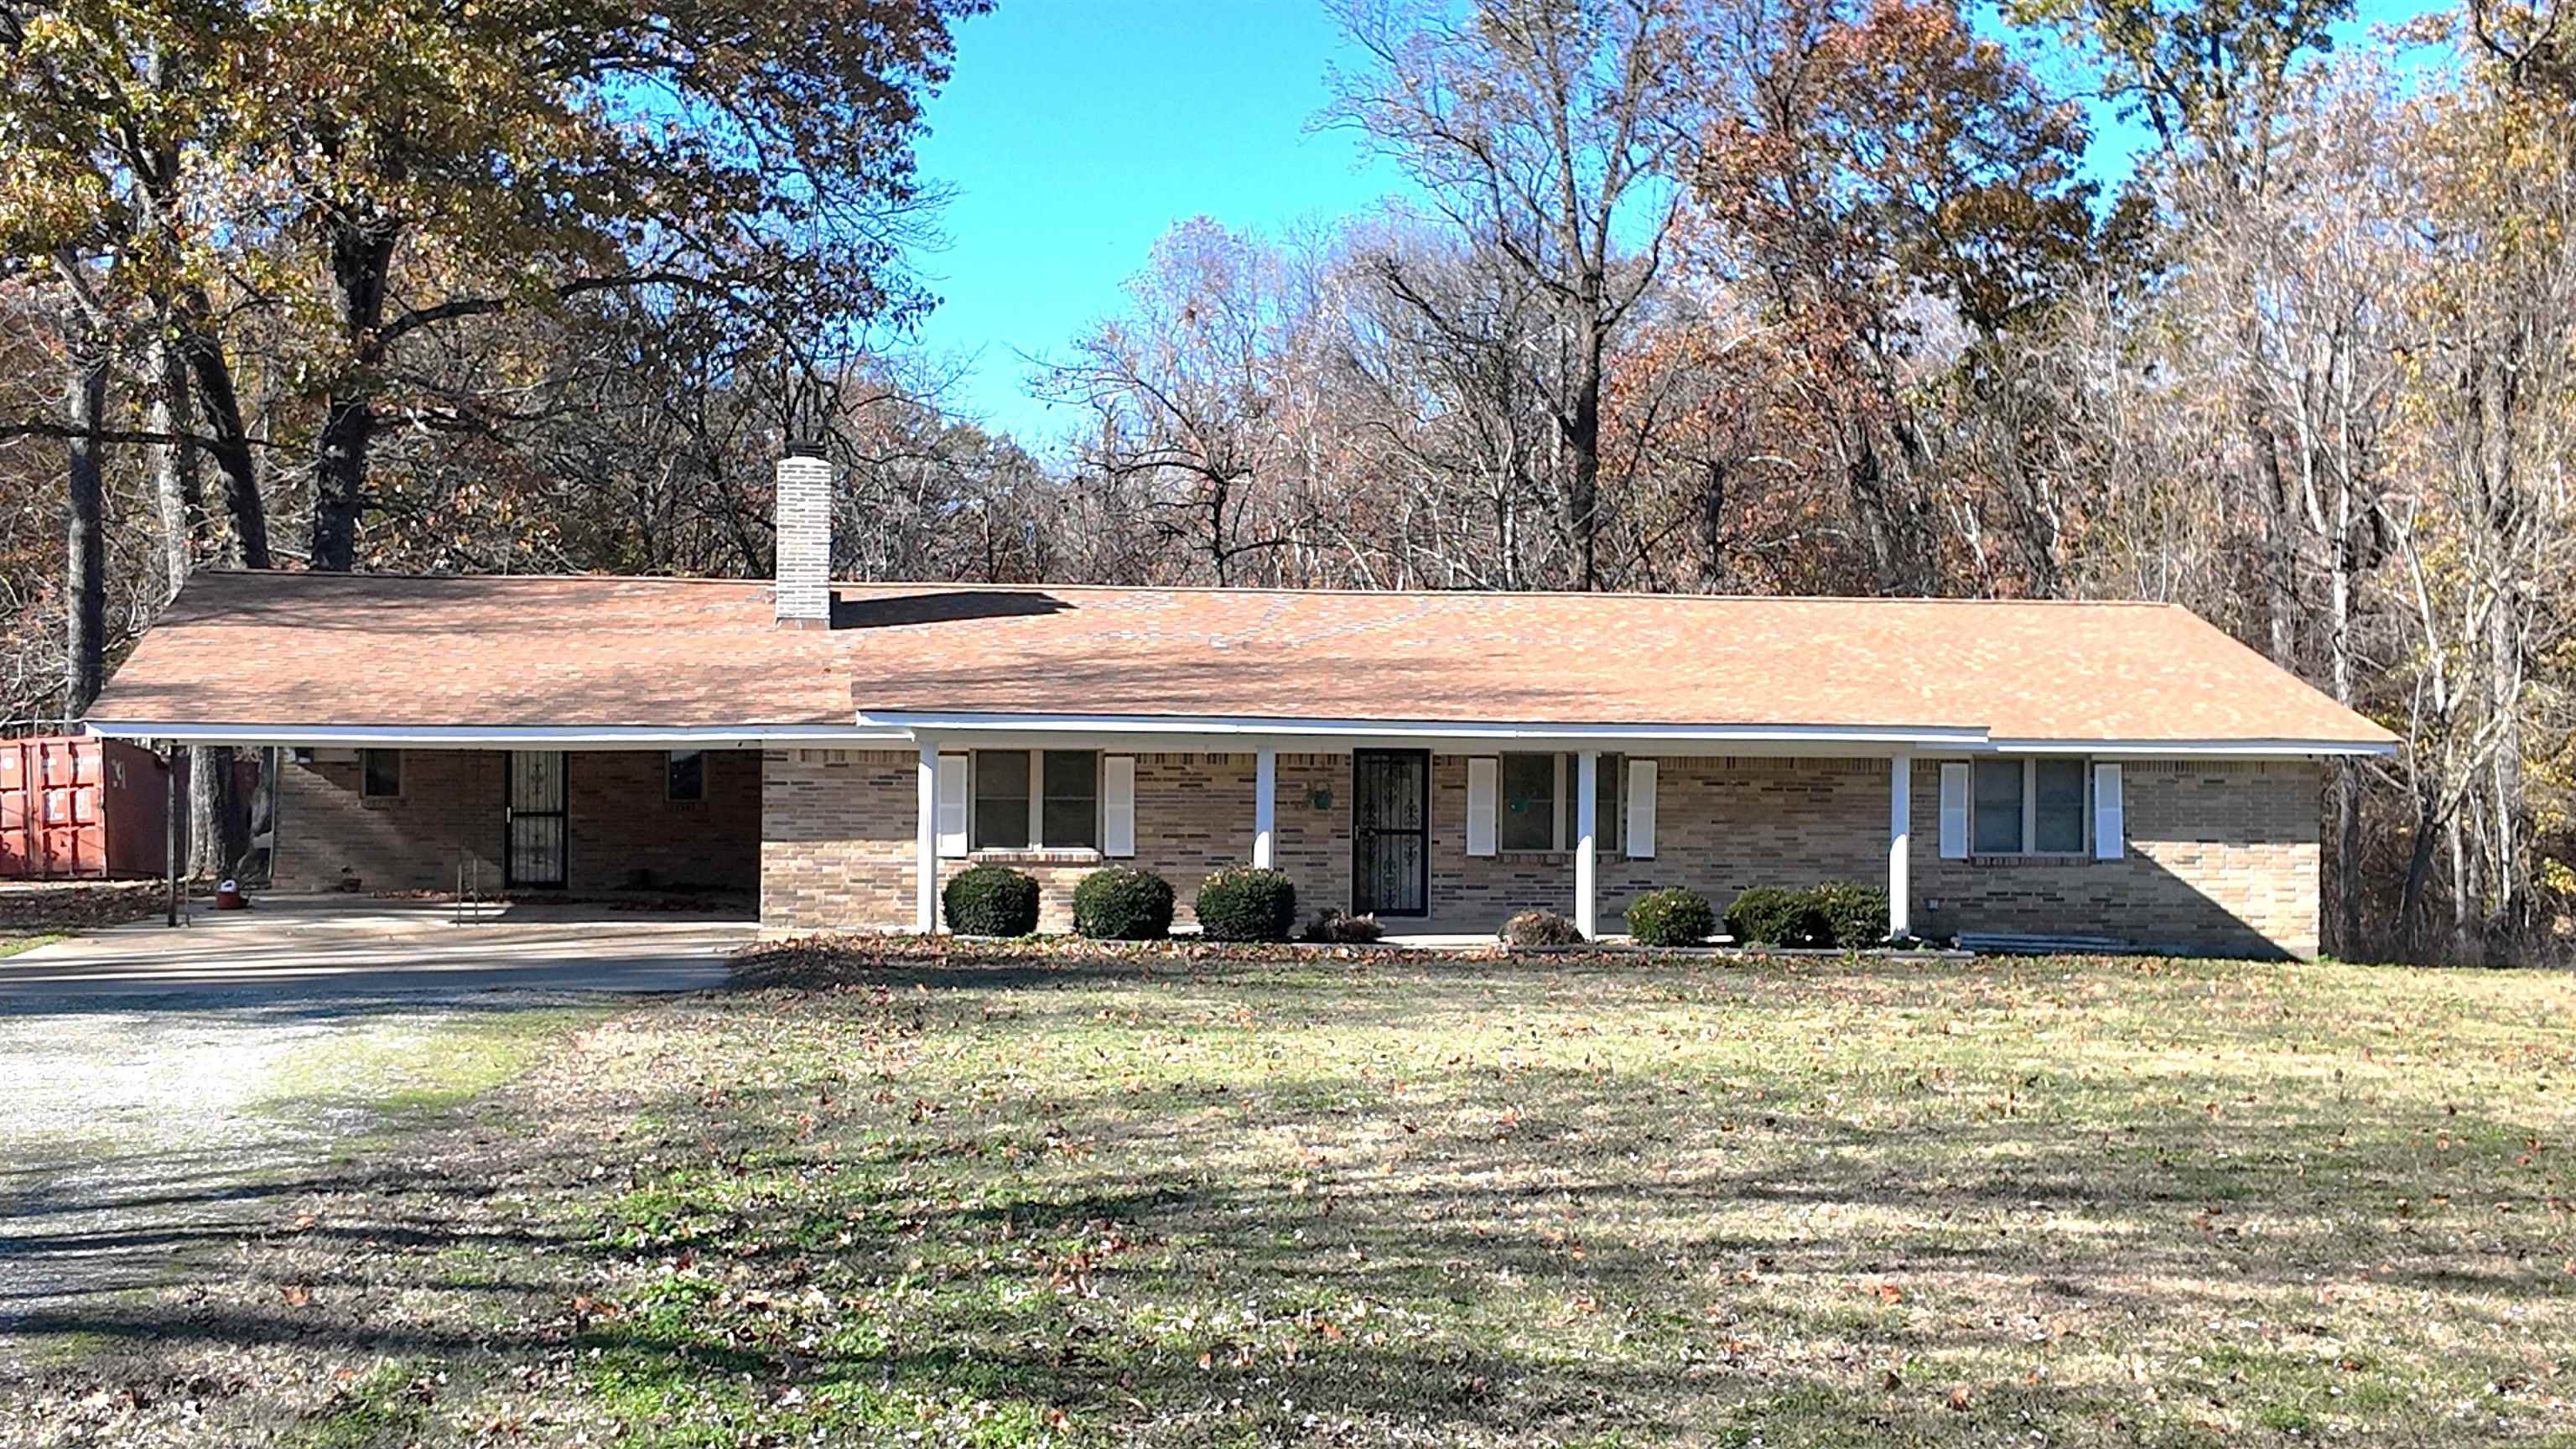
[84, 456, 2392, 958]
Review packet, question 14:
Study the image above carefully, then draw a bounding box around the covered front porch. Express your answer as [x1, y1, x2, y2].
[879, 727, 1960, 942]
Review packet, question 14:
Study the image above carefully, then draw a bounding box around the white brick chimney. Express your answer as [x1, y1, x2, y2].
[773, 444, 833, 628]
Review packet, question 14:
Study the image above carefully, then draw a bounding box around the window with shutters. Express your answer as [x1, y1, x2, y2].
[1970, 757, 2090, 856]
[968, 750, 1100, 852]
[1493, 752, 1623, 853]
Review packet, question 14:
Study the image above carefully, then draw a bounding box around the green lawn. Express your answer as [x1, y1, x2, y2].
[18, 945, 2576, 1446]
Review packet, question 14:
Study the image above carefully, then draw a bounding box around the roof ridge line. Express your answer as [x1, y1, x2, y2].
[189, 569, 2180, 608]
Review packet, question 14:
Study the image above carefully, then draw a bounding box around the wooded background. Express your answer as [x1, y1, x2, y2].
[3, 0, 2569, 963]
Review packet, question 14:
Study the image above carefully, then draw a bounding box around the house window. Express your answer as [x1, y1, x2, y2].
[1972, 757, 2088, 855]
[1041, 750, 1100, 850]
[1598, 753, 1623, 855]
[971, 750, 1031, 850]
[1971, 758, 2023, 853]
[667, 749, 705, 802]
[1497, 752, 1623, 853]
[1499, 753, 1557, 851]
[361, 749, 402, 798]
[2033, 759, 2086, 853]
[967, 750, 1103, 852]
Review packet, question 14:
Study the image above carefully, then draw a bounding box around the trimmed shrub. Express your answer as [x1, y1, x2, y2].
[1811, 881, 1889, 949]
[1195, 866, 1298, 943]
[1501, 909, 1587, 947]
[1072, 866, 1175, 940]
[943, 863, 1040, 936]
[1625, 887, 1715, 947]
[1725, 886, 1826, 948]
[1302, 908, 1384, 944]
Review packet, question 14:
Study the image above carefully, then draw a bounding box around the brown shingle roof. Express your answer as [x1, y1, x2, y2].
[87, 571, 2393, 746]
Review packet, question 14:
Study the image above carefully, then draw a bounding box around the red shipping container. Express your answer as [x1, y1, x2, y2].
[0, 735, 179, 880]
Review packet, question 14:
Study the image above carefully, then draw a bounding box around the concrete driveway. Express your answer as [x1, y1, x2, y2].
[0, 894, 752, 1000]
[0, 896, 754, 1362]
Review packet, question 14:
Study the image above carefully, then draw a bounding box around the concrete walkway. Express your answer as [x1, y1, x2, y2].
[0, 894, 753, 1000]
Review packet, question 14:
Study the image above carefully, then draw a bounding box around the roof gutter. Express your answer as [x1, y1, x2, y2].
[82, 721, 909, 749]
[854, 709, 1990, 750]
[1989, 737, 2398, 759]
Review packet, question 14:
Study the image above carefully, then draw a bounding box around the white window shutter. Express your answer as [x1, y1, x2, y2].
[1103, 755, 1137, 858]
[2092, 762, 2125, 860]
[1938, 763, 1971, 860]
[935, 753, 970, 858]
[1465, 756, 1498, 857]
[1624, 759, 1657, 859]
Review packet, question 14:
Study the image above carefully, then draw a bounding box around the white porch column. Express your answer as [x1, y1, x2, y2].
[1574, 750, 1599, 938]
[1252, 746, 1277, 868]
[915, 739, 939, 933]
[1888, 750, 1913, 939]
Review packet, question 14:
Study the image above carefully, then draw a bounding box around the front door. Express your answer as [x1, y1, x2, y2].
[1352, 749, 1429, 917]
[505, 750, 568, 889]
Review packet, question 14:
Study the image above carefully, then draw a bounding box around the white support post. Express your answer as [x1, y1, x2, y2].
[1574, 750, 1599, 939]
[915, 740, 939, 933]
[1252, 747, 1277, 869]
[1888, 750, 1913, 939]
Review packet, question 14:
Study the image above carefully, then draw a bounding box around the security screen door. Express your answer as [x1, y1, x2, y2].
[505, 750, 568, 889]
[1351, 750, 1429, 917]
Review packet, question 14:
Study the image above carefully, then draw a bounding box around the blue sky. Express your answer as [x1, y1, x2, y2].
[906, 1, 2438, 446]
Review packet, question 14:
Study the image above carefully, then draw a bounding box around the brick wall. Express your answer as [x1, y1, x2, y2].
[760, 749, 1325, 933]
[752, 748, 2322, 955]
[759, 749, 915, 931]
[1911, 757, 2321, 959]
[276, 748, 758, 896]
[276, 750, 503, 893]
[561, 750, 759, 892]
[1420, 755, 1885, 934]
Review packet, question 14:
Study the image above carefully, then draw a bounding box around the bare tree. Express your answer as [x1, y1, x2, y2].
[1326, 0, 1690, 589]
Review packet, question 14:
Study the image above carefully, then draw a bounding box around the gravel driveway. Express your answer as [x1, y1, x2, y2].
[0, 899, 750, 1364]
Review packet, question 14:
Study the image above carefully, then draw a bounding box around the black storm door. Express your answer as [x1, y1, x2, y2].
[505, 750, 568, 889]
[1351, 750, 1430, 917]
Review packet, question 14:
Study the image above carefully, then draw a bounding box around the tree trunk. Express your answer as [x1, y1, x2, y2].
[1563, 312, 1605, 591]
[174, 306, 271, 569]
[309, 210, 399, 572]
[187, 744, 245, 880]
[150, 331, 203, 596]
[2397, 799, 2442, 950]
[63, 345, 106, 719]
[310, 394, 373, 571]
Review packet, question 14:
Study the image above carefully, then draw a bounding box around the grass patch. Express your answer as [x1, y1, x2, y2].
[0, 932, 61, 958]
[18, 949, 2576, 1446]
[255, 1003, 614, 1131]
